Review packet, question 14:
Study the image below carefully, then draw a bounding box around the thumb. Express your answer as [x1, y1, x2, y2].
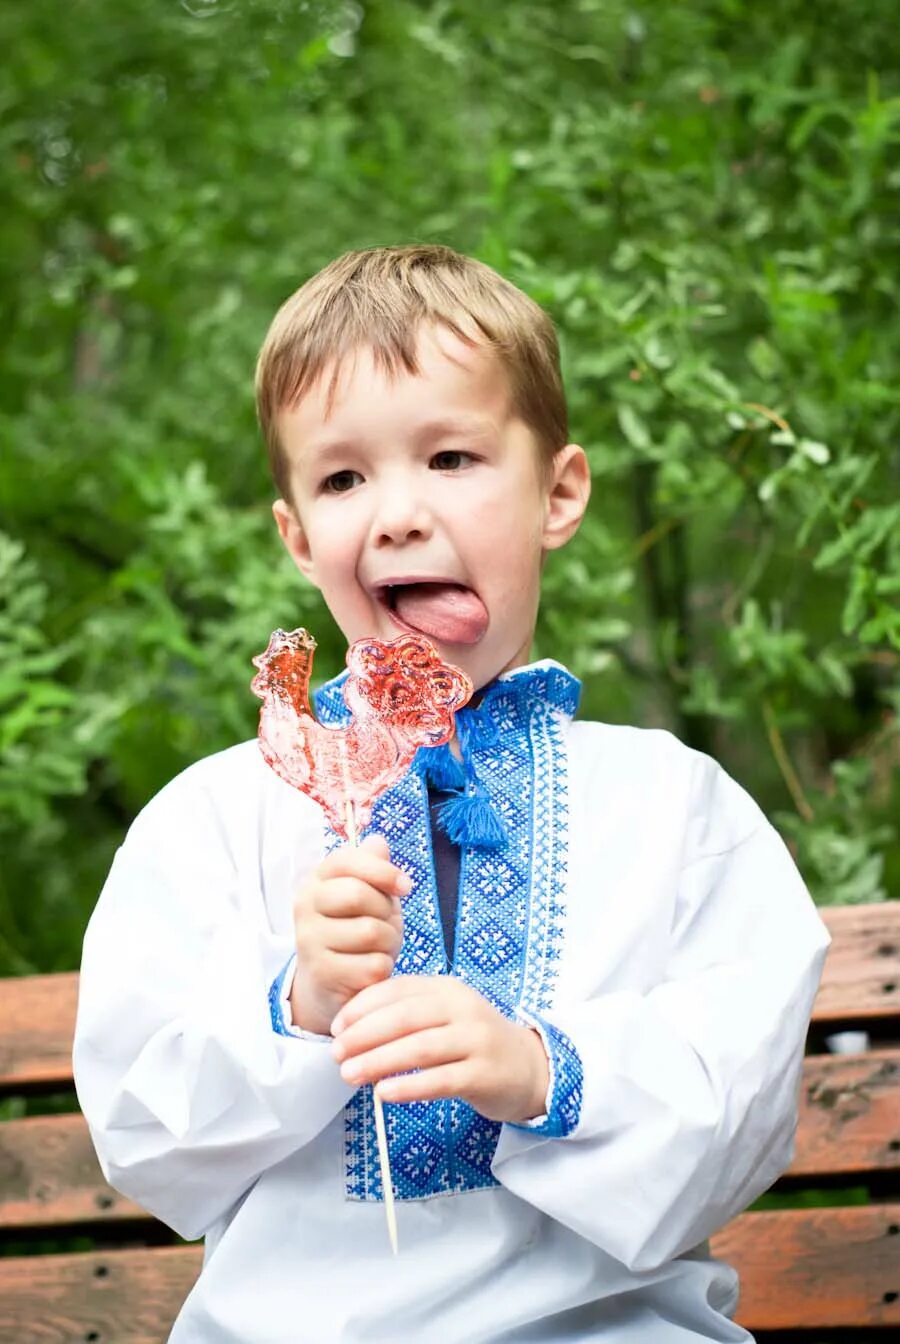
[359, 832, 390, 861]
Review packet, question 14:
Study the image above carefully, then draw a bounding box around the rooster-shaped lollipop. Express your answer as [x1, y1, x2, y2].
[251, 627, 473, 1251]
[251, 628, 473, 839]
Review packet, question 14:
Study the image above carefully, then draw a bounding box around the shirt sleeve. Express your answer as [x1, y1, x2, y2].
[73, 770, 354, 1242]
[491, 754, 832, 1273]
[269, 953, 333, 1042]
[509, 1009, 583, 1138]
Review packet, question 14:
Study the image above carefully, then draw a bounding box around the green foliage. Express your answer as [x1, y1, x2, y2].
[777, 758, 895, 906]
[1, 0, 898, 971]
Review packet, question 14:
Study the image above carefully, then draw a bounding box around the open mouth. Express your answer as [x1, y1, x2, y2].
[376, 581, 489, 646]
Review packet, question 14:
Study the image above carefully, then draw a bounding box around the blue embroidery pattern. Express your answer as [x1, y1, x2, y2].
[513, 1012, 583, 1138]
[268, 956, 294, 1037]
[313, 661, 581, 1202]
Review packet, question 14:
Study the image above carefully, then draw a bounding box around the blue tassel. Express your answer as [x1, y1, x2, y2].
[421, 744, 467, 792]
[437, 786, 508, 850]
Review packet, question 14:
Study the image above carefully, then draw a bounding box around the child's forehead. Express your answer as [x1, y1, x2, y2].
[279, 324, 515, 440]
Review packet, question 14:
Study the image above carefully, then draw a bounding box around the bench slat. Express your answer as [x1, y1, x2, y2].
[0, 1207, 897, 1336]
[0, 1245, 203, 1344]
[817, 905, 900, 1024]
[4, 1050, 899, 1234]
[0, 972, 79, 1090]
[0, 1113, 146, 1230]
[0, 908, 897, 1091]
[793, 1048, 900, 1177]
[711, 1204, 900, 1330]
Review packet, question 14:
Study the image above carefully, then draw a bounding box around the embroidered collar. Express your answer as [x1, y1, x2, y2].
[313, 657, 581, 729]
[314, 659, 580, 850]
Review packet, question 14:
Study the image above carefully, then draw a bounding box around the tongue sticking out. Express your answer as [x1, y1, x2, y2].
[392, 583, 488, 645]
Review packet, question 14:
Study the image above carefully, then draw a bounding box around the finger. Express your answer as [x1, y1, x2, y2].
[333, 996, 450, 1061]
[320, 949, 396, 996]
[359, 834, 390, 860]
[376, 1062, 473, 1105]
[317, 846, 411, 899]
[320, 914, 402, 958]
[314, 877, 401, 922]
[338, 1027, 464, 1086]
[332, 974, 445, 1034]
[386, 902, 404, 939]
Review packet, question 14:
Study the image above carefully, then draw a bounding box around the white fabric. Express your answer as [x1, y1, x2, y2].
[73, 701, 830, 1343]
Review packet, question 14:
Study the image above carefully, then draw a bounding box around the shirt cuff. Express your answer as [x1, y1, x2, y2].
[268, 954, 332, 1043]
[510, 1009, 583, 1138]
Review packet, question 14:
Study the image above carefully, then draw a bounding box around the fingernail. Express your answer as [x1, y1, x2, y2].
[331, 1014, 345, 1035]
[331, 1040, 345, 1062]
[341, 1061, 361, 1083]
[396, 872, 412, 897]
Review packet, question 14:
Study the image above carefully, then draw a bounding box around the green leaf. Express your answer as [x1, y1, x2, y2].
[617, 404, 651, 450]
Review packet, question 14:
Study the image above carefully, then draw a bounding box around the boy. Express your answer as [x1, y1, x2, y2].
[74, 245, 830, 1342]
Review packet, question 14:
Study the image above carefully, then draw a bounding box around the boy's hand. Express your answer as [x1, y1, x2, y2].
[289, 835, 410, 1036]
[330, 976, 550, 1125]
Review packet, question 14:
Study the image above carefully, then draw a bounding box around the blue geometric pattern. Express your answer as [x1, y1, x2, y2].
[513, 1011, 584, 1138]
[268, 956, 295, 1037]
[311, 661, 582, 1202]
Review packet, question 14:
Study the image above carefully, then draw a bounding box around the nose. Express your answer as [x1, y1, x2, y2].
[370, 478, 434, 547]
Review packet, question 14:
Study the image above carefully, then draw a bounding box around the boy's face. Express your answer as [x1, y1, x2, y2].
[272, 325, 589, 689]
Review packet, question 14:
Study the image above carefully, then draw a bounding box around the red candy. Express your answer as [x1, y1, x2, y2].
[251, 629, 473, 836]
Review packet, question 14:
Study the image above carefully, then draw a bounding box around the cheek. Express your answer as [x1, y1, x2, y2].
[304, 512, 355, 568]
[477, 491, 544, 555]
[470, 518, 543, 597]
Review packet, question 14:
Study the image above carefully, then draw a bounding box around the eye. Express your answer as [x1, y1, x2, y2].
[430, 450, 474, 471]
[322, 469, 363, 494]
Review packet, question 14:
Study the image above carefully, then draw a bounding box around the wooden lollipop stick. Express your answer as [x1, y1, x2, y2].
[343, 791, 399, 1257]
[371, 1072, 397, 1255]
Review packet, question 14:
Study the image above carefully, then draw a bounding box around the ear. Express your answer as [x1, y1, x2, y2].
[272, 498, 319, 587]
[542, 444, 591, 552]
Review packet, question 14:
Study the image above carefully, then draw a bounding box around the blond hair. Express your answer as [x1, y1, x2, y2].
[255, 244, 568, 497]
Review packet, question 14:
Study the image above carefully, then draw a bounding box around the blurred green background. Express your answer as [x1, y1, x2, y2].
[1, 0, 898, 975]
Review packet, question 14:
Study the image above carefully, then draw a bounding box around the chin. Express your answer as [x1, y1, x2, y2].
[458, 645, 530, 693]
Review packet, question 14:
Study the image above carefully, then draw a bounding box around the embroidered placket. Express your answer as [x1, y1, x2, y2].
[314, 663, 580, 1202]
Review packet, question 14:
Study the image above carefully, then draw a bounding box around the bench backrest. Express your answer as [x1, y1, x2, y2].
[1, 903, 898, 1341]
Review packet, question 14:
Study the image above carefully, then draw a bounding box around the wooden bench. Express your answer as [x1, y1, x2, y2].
[1, 903, 898, 1343]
